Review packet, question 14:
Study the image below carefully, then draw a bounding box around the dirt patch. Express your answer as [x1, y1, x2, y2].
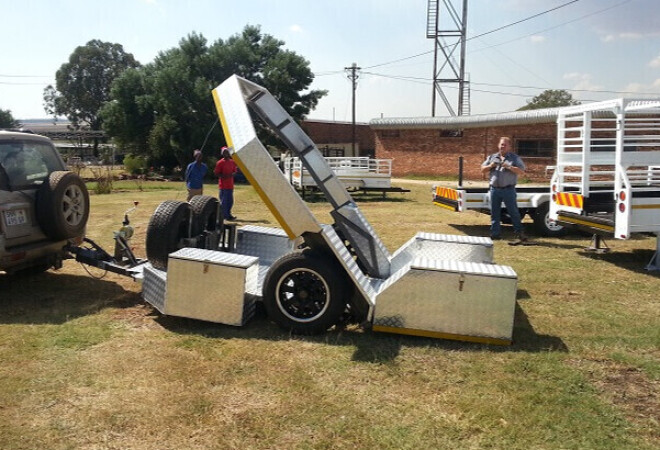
[568, 358, 659, 439]
[109, 304, 162, 330]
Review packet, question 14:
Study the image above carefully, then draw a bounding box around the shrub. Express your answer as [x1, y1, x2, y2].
[123, 154, 148, 175]
[90, 167, 114, 194]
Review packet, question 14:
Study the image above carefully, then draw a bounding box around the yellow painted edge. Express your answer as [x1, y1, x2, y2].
[433, 201, 457, 211]
[632, 204, 660, 210]
[212, 88, 297, 239]
[465, 199, 484, 203]
[372, 325, 512, 346]
[557, 214, 615, 232]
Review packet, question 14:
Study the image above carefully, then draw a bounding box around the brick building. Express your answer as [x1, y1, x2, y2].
[369, 108, 562, 182]
[301, 120, 375, 157]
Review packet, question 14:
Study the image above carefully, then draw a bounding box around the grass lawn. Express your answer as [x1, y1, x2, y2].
[0, 179, 658, 449]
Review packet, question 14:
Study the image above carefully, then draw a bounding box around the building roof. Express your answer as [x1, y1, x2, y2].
[369, 98, 660, 130]
[369, 107, 562, 130]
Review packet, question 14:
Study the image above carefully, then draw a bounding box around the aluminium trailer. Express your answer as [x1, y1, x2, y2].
[549, 98, 660, 270]
[141, 75, 519, 345]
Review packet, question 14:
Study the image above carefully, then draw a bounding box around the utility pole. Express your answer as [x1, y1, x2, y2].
[345, 62, 361, 156]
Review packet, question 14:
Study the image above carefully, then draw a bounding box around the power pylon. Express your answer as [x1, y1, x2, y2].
[427, 0, 470, 116]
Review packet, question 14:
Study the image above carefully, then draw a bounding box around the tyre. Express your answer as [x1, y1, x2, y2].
[146, 200, 191, 270]
[189, 195, 219, 236]
[35, 171, 90, 240]
[262, 251, 349, 335]
[533, 202, 567, 237]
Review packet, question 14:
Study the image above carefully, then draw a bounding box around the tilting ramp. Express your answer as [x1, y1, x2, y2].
[213, 75, 390, 279]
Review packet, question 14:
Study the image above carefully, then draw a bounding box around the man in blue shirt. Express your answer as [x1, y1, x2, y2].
[185, 149, 208, 200]
[480, 136, 527, 243]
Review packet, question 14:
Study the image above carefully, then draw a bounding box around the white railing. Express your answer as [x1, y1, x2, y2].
[283, 156, 392, 189]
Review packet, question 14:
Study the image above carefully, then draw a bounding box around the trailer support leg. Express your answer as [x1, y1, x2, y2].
[645, 233, 660, 271]
[585, 234, 610, 254]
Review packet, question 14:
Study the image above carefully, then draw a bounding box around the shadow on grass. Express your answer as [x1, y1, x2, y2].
[1, 270, 566, 361]
[448, 224, 593, 250]
[0, 272, 142, 325]
[155, 299, 567, 364]
[579, 247, 660, 276]
[298, 190, 412, 204]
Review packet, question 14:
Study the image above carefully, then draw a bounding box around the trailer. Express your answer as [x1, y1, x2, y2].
[283, 156, 410, 197]
[549, 98, 660, 270]
[432, 182, 566, 237]
[140, 75, 519, 345]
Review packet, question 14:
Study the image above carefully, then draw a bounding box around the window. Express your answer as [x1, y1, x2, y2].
[516, 139, 555, 157]
[439, 129, 463, 138]
[380, 130, 400, 138]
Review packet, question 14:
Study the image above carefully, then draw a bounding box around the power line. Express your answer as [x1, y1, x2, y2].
[361, 0, 582, 71]
[470, 0, 633, 53]
[0, 74, 51, 78]
[0, 81, 51, 86]
[360, 71, 660, 97]
[467, 0, 580, 42]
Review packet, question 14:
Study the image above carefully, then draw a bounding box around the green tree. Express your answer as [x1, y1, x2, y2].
[44, 40, 139, 154]
[101, 26, 326, 168]
[517, 89, 580, 110]
[0, 109, 20, 128]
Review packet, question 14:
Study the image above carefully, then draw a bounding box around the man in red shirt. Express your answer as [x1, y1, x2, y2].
[214, 146, 238, 220]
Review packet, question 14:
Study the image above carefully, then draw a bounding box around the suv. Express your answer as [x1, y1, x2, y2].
[0, 130, 89, 274]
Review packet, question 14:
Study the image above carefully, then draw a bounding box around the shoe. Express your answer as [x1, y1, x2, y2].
[490, 235, 501, 241]
[514, 232, 527, 242]
[509, 232, 528, 246]
[226, 215, 237, 221]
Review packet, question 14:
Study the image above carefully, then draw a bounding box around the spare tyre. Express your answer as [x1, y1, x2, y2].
[189, 195, 220, 236]
[146, 200, 191, 270]
[36, 171, 90, 240]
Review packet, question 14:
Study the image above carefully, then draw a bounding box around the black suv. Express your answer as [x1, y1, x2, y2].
[0, 130, 89, 274]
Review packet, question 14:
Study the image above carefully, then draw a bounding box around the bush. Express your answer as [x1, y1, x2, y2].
[123, 154, 148, 175]
[90, 167, 114, 194]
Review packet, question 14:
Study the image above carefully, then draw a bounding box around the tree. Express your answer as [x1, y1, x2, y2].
[101, 26, 326, 168]
[44, 40, 139, 154]
[517, 89, 580, 111]
[0, 109, 20, 128]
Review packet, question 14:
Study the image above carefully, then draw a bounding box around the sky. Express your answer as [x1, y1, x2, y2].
[1, 0, 659, 123]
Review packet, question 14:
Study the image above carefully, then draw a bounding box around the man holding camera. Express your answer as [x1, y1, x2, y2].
[480, 136, 527, 243]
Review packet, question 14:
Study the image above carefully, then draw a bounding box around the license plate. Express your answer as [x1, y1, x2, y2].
[4, 209, 27, 226]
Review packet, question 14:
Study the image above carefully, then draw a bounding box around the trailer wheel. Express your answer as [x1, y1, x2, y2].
[36, 171, 89, 240]
[533, 202, 567, 237]
[146, 200, 191, 270]
[263, 251, 348, 335]
[189, 195, 219, 236]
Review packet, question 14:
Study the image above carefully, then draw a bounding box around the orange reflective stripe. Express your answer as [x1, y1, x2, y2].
[555, 192, 584, 209]
[434, 187, 458, 201]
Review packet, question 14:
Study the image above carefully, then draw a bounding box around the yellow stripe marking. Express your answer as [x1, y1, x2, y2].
[632, 204, 660, 210]
[212, 88, 297, 238]
[557, 214, 614, 232]
[433, 202, 457, 211]
[372, 325, 511, 346]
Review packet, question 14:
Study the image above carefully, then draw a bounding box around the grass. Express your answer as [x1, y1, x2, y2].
[0, 179, 658, 449]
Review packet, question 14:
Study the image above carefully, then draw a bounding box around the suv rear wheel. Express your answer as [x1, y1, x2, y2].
[35, 171, 90, 240]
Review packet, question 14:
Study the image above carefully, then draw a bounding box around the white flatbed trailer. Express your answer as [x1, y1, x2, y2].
[283, 156, 410, 197]
[432, 184, 566, 237]
[549, 98, 660, 269]
[140, 75, 519, 345]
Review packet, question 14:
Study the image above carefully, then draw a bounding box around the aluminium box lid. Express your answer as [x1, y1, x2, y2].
[410, 257, 517, 279]
[168, 248, 258, 269]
